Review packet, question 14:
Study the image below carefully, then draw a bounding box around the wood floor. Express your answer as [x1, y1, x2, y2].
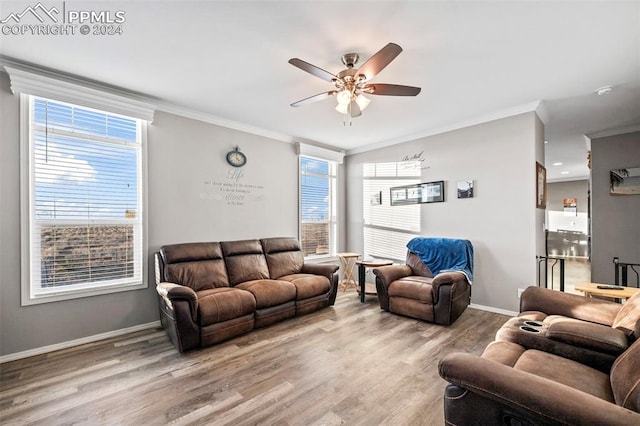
[0, 291, 509, 426]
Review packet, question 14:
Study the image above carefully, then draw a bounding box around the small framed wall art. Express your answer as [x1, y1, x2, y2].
[457, 180, 474, 199]
[536, 162, 546, 209]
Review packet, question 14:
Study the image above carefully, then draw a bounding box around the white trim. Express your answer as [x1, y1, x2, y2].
[586, 123, 640, 140]
[158, 102, 295, 144]
[0, 321, 162, 364]
[346, 100, 543, 155]
[295, 142, 345, 164]
[469, 303, 518, 317]
[2, 62, 157, 121]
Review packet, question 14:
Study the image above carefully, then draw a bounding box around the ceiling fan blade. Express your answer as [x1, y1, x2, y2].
[288, 58, 337, 82]
[356, 42, 403, 81]
[349, 100, 362, 117]
[364, 83, 421, 96]
[291, 91, 336, 107]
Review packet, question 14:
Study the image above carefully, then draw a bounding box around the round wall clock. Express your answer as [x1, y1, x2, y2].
[226, 147, 247, 167]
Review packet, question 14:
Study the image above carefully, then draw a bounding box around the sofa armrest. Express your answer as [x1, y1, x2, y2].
[520, 286, 621, 326]
[547, 318, 628, 355]
[157, 282, 198, 322]
[439, 352, 640, 425]
[373, 265, 412, 289]
[301, 262, 339, 279]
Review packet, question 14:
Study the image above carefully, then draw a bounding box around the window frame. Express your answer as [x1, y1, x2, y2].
[20, 94, 149, 306]
[298, 155, 337, 259]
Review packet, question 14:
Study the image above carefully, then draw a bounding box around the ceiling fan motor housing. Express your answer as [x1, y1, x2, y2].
[341, 53, 359, 68]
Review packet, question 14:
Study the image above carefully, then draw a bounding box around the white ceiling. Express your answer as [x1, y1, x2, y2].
[2, 1, 639, 182]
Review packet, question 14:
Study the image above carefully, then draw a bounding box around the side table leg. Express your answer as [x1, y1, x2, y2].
[359, 264, 365, 303]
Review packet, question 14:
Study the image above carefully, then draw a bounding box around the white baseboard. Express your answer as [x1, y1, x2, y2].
[0, 321, 162, 364]
[469, 303, 518, 317]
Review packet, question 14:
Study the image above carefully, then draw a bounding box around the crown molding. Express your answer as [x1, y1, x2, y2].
[157, 102, 297, 144]
[346, 100, 543, 156]
[586, 123, 640, 140]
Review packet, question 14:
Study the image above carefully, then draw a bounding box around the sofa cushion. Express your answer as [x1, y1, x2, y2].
[261, 237, 304, 279]
[162, 242, 229, 291]
[612, 291, 640, 338]
[610, 339, 640, 411]
[279, 273, 330, 300]
[544, 315, 629, 355]
[221, 240, 270, 285]
[388, 276, 434, 303]
[512, 348, 614, 402]
[197, 288, 256, 326]
[235, 279, 297, 309]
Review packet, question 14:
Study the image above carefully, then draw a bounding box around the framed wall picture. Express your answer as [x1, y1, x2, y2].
[420, 180, 445, 203]
[457, 180, 474, 199]
[536, 162, 546, 209]
[610, 167, 640, 195]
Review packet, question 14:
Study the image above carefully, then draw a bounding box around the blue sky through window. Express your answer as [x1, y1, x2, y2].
[33, 98, 139, 221]
[300, 157, 330, 222]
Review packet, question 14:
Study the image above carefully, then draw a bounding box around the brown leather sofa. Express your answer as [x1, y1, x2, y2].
[496, 286, 640, 372]
[439, 330, 640, 425]
[154, 237, 339, 352]
[372, 251, 471, 325]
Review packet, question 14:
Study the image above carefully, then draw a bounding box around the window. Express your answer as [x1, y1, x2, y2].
[363, 161, 421, 261]
[299, 156, 337, 257]
[22, 96, 146, 304]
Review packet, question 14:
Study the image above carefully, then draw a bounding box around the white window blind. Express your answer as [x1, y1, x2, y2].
[24, 96, 144, 303]
[363, 161, 421, 261]
[300, 156, 336, 257]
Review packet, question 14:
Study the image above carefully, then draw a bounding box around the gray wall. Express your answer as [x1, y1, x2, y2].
[0, 73, 301, 357]
[547, 180, 589, 213]
[346, 112, 545, 312]
[591, 131, 640, 284]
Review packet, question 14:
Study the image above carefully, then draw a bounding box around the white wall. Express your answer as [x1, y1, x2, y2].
[346, 112, 544, 312]
[0, 73, 301, 357]
[591, 131, 640, 284]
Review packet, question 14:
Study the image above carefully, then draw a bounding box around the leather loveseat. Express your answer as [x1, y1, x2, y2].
[439, 328, 640, 425]
[154, 237, 339, 352]
[496, 286, 640, 372]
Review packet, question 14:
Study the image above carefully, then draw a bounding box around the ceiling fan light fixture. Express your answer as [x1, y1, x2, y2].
[335, 103, 350, 114]
[355, 94, 370, 111]
[336, 89, 352, 105]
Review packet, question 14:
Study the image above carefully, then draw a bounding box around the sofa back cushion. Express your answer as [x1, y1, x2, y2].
[221, 239, 270, 285]
[161, 242, 229, 291]
[612, 291, 640, 339]
[406, 251, 434, 278]
[610, 338, 640, 411]
[261, 237, 304, 279]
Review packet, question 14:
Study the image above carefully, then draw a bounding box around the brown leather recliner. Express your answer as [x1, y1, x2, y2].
[155, 237, 339, 352]
[496, 286, 640, 372]
[373, 251, 471, 325]
[439, 322, 640, 425]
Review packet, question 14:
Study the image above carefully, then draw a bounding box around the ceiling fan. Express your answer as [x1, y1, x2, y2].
[288, 42, 421, 121]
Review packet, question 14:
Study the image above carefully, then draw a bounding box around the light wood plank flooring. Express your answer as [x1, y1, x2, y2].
[0, 291, 509, 425]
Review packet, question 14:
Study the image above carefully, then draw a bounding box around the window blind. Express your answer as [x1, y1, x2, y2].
[29, 97, 143, 295]
[300, 156, 336, 257]
[363, 161, 421, 261]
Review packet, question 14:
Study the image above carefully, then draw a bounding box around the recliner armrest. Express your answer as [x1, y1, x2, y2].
[439, 352, 640, 425]
[372, 265, 412, 290]
[546, 317, 628, 355]
[432, 271, 468, 296]
[156, 282, 198, 321]
[520, 287, 621, 326]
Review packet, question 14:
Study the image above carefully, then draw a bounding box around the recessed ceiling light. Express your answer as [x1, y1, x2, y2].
[544, 140, 548, 144]
[553, 162, 563, 166]
[561, 171, 569, 175]
[595, 86, 613, 96]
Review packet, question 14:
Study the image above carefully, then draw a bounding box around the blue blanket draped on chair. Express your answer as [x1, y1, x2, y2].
[406, 237, 474, 283]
